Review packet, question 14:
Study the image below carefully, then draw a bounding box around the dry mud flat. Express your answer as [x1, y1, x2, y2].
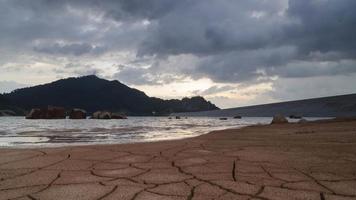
[1, 119, 356, 200]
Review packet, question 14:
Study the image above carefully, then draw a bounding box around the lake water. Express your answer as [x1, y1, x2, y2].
[0, 116, 313, 148]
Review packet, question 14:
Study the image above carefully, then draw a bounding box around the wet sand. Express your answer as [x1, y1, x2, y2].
[1, 119, 356, 200]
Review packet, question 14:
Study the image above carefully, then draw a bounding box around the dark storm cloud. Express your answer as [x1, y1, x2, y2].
[34, 43, 106, 56]
[286, 0, 356, 58]
[1, 0, 356, 85]
[137, 0, 287, 57]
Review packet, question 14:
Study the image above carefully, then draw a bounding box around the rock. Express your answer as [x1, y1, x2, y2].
[46, 106, 66, 119]
[219, 117, 228, 120]
[233, 115, 242, 119]
[175, 116, 181, 119]
[271, 114, 288, 124]
[69, 109, 86, 119]
[289, 115, 302, 119]
[111, 113, 127, 119]
[26, 106, 65, 119]
[92, 111, 111, 119]
[26, 108, 42, 119]
[92, 111, 101, 119]
[26, 109, 39, 119]
[100, 112, 111, 119]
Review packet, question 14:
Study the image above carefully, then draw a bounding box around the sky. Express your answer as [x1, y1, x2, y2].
[0, 0, 356, 108]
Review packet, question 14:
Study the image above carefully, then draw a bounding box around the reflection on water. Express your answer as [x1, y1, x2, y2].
[0, 116, 276, 148]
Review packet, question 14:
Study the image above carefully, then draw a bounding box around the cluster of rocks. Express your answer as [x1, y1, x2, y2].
[26, 106, 66, 119]
[217, 115, 242, 120]
[26, 106, 127, 120]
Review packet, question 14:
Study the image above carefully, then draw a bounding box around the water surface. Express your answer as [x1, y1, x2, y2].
[0, 116, 312, 148]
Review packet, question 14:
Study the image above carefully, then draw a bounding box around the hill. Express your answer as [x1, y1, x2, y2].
[2, 75, 218, 116]
[174, 94, 356, 117]
[0, 94, 25, 116]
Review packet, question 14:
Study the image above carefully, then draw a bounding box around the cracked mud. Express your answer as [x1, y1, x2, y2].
[1, 120, 356, 200]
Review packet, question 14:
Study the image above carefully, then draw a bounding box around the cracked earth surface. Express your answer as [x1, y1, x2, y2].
[1, 120, 356, 200]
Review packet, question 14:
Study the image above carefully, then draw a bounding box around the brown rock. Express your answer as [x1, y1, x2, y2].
[26, 106, 65, 119]
[111, 113, 127, 119]
[69, 109, 87, 119]
[271, 114, 288, 124]
[26, 108, 42, 119]
[46, 106, 66, 119]
[289, 115, 302, 119]
[92, 111, 111, 119]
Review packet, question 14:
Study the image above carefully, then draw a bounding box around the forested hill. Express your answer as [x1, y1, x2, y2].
[2, 75, 218, 116]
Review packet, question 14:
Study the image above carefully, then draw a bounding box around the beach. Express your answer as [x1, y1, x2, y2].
[1, 119, 356, 200]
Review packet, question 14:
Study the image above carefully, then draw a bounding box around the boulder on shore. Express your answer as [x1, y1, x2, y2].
[69, 109, 86, 119]
[289, 115, 302, 119]
[92, 111, 111, 119]
[233, 115, 242, 119]
[46, 106, 66, 119]
[111, 113, 127, 119]
[271, 114, 288, 124]
[26, 108, 42, 119]
[26, 106, 65, 119]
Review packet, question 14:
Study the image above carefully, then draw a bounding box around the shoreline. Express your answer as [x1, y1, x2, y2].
[0, 125, 251, 150]
[1, 119, 356, 199]
[0, 116, 271, 149]
[0, 117, 340, 150]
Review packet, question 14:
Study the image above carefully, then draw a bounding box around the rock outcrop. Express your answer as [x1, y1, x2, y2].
[271, 114, 288, 124]
[46, 106, 66, 119]
[92, 111, 111, 119]
[26, 108, 42, 119]
[111, 113, 127, 119]
[69, 109, 87, 119]
[289, 115, 302, 119]
[26, 106, 65, 119]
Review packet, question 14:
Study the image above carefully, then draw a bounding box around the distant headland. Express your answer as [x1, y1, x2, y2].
[0, 75, 219, 116]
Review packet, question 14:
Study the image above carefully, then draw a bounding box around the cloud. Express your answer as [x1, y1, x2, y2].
[1, 0, 356, 107]
[269, 75, 356, 101]
[286, 0, 356, 59]
[34, 43, 106, 56]
[0, 81, 28, 93]
[196, 86, 235, 96]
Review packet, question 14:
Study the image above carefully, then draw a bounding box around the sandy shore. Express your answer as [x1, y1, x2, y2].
[1, 119, 356, 200]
